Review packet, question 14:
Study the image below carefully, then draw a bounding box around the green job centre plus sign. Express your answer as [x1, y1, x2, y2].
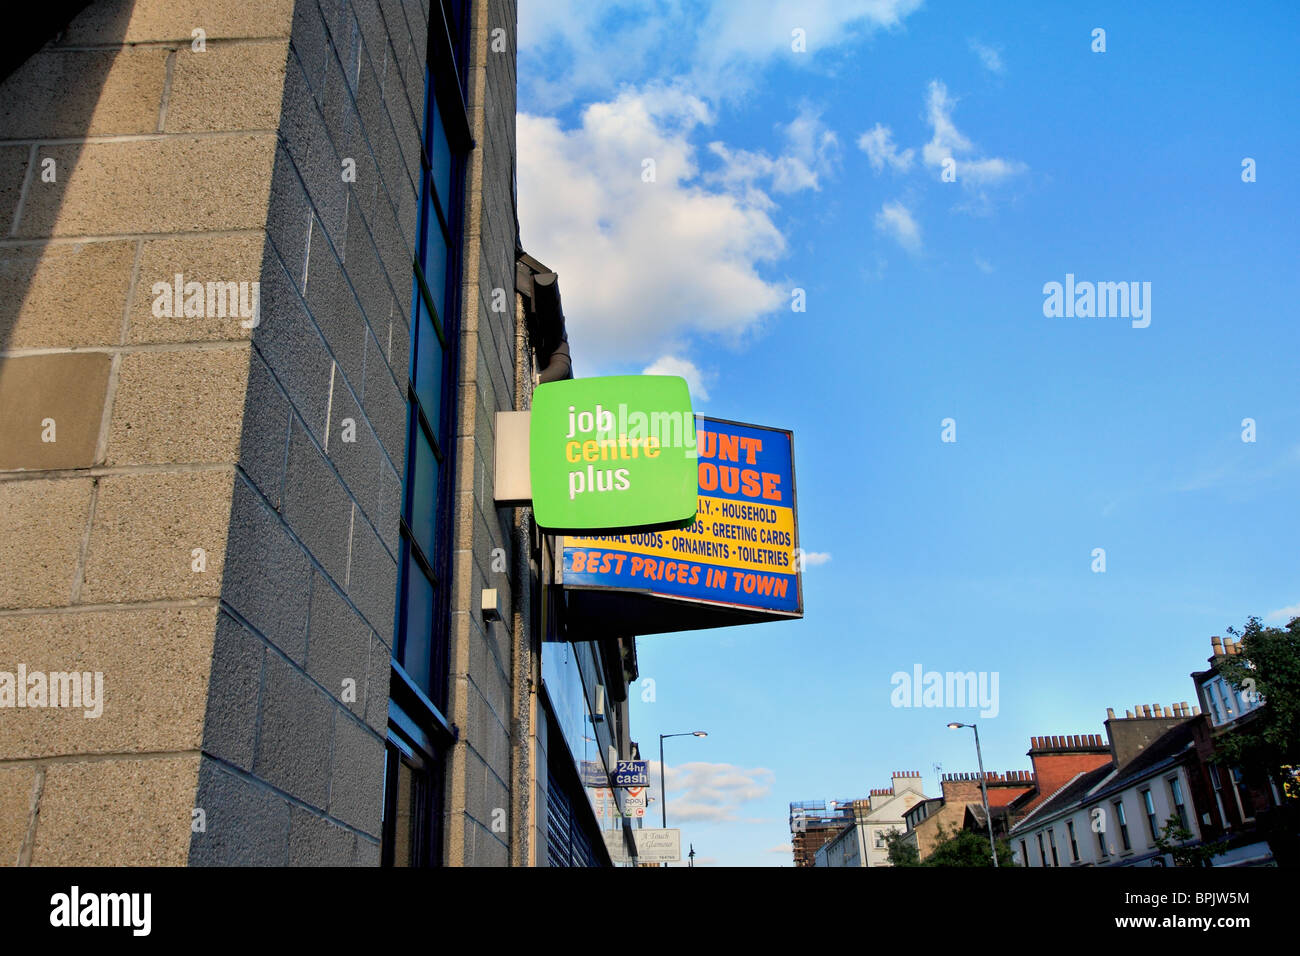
[529, 375, 697, 533]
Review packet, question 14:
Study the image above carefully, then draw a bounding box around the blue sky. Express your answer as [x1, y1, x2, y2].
[517, 1, 1300, 866]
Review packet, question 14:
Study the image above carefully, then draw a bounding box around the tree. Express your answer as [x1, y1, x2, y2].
[884, 829, 919, 867]
[920, 822, 1015, 867]
[1152, 813, 1226, 867]
[1213, 615, 1300, 865]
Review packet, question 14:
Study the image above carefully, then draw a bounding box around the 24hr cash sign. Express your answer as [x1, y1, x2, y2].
[564, 418, 799, 614]
[528, 375, 698, 534]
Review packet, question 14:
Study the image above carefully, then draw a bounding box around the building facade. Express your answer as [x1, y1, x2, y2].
[1011, 636, 1290, 867]
[0, 0, 634, 867]
[815, 771, 928, 867]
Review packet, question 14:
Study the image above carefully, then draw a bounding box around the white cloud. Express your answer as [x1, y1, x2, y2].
[857, 123, 914, 173]
[1265, 602, 1300, 624]
[974, 255, 993, 273]
[922, 79, 1027, 186]
[874, 200, 921, 252]
[766, 843, 793, 853]
[968, 38, 1004, 74]
[520, 0, 925, 108]
[518, 86, 789, 367]
[801, 551, 832, 567]
[707, 103, 840, 197]
[649, 760, 775, 823]
[643, 355, 710, 401]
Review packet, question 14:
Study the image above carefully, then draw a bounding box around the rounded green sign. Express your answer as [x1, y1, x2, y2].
[529, 375, 697, 533]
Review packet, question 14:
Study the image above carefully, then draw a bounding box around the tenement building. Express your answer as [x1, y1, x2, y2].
[0, 0, 634, 866]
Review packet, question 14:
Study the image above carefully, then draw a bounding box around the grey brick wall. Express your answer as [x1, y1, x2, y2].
[191, 0, 430, 866]
[443, 0, 520, 867]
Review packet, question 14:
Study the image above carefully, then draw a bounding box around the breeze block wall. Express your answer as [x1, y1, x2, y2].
[0, 0, 432, 867]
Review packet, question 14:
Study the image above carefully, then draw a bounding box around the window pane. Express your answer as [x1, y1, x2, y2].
[400, 558, 435, 693]
[408, 427, 440, 560]
[414, 299, 445, 430]
[420, 210, 450, 326]
[429, 95, 453, 211]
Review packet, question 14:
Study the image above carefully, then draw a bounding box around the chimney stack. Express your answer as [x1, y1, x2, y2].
[1211, 635, 1223, 656]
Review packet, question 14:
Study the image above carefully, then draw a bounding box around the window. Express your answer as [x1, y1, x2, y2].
[1113, 800, 1131, 851]
[1208, 764, 1230, 827]
[1036, 832, 1047, 867]
[1231, 766, 1255, 822]
[1019, 840, 1029, 867]
[1047, 828, 1059, 866]
[1093, 808, 1109, 857]
[1066, 819, 1079, 862]
[1141, 789, 1158, 842]
[1204, 682, 1225, 723]
[382, 0, 473, 868]
[1168, 776, 1189, 830]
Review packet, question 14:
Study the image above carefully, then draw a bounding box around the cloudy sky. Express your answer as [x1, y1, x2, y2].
[517, 0, 1300, 866]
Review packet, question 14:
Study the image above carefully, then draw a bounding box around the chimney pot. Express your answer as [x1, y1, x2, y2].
[1212, 636, 1223, 654]
[1107, 707, 1116, 719]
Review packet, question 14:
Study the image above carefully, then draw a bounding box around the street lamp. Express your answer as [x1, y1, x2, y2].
[659, 731, 707, 866]
[947, 721, 998, 867]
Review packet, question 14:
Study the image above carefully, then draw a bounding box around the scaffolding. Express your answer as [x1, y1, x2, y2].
[788, 800, 855, 867]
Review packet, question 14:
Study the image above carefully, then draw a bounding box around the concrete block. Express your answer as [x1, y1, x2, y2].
[33, 755, 201, 866]
[221, 474, 310, 663]
[329, 713, 384, 835]
[236, 348, 291, 510]
[0, 241, 135, 349]
[364, 632, 391, 734]
[188, 757, 290, 866]
[288, 805, 356, 865]
[0, 477, 92, 609]
[0, 767, 36, 867]
[376, 454, 401, 558]
[165, 40, 289, 132]
[304, 234, 367, 393]
[200, 610, 265, 772]
[324, 379, 380, 529]
[306, 572, 371, 719]
[265, 145, 314, 292]
[0, 47, 167, 138]
[343, 200, 398, 336]
[61, 0, 298, 44]
[282, 416, 353, 586]
[253, 652, 334, 808]
[0, 606, 218, 759]
[252, 246, 333, 445]
[81, 469, 234, 603]
[362, 347, 406, 466]
[0, 146, 29, 237]
[345, 514, 396, 636]
[17, 136, 276, 238]
[355, 835, 380, 866]
[104, 347, 251, 466]
[0, 353, 111, 471]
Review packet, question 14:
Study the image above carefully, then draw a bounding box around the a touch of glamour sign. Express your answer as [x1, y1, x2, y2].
[528, 375, 698, 533]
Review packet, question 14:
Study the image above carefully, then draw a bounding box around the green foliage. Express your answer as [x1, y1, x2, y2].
[884, 829, 920, 867]
[1214, 615, 1300, 780]
[920, 822, 1015, 867]
[1152, 813, 1225, 867]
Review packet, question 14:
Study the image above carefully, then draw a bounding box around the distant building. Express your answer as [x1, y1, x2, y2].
[789, 800, 853, 867]
[903, 769, 1036, 861]
[814, 771, 928, 867]
[1012, 635, 1290, 867]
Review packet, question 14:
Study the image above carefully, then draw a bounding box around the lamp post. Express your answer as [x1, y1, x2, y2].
[659, 731, 707, 866]
[947, 721, 998, 867]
